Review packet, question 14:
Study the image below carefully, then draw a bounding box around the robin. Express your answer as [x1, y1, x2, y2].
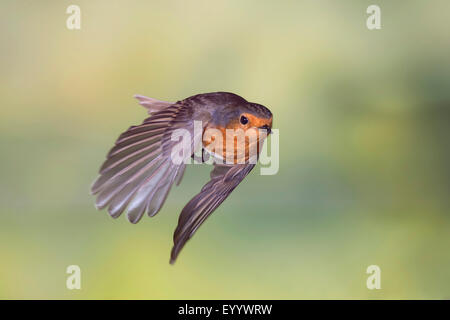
[91, 92, 273, 263]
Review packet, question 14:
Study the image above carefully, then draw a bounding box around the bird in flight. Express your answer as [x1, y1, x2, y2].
[91, 92, 273, 263]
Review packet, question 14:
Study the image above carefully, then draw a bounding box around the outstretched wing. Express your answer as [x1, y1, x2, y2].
[91, 98, 210, 224]
[170, 163, 255, 264]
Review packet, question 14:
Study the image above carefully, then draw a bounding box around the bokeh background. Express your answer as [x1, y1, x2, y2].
[1, 0, 449, 299]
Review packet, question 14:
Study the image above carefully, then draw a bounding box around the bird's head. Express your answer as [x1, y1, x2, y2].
[202, 93, 273, 163]
[230, 103, 273, 135]
[206, 92, 272, 135]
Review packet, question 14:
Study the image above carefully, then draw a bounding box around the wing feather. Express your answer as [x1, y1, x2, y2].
[170, 163, 255, 264]
[91, 98, 208, 222]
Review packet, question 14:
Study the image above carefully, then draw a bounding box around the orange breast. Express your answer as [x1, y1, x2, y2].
[202, 122, 268, 164]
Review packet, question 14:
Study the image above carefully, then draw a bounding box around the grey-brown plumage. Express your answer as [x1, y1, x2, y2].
[91, 92, 272, 263]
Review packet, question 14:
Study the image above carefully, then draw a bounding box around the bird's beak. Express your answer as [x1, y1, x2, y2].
[259, 124, 271, 134]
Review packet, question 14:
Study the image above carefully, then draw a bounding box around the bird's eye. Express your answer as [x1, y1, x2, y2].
[240, 115, 248, 125]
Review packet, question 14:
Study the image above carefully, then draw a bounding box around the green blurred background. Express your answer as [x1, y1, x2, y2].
[1, 0, 449, 299]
